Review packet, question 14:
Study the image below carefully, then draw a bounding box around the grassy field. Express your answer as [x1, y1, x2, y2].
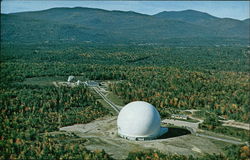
[97, 99, 117, 115]
[192, 110, 208, 119]
[212, 126, 249, 142]
[197, 130, 243, 142]
[106, 92, 125, 106]
[181, 111, 193, 115]
[20, 76, 65, 86]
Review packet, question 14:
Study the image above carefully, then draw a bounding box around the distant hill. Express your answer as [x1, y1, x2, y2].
[1, 7, 249, 45]
[243, 18, 250, 24]
[154, 9, 249, 39]
[154, 9, 219, 25]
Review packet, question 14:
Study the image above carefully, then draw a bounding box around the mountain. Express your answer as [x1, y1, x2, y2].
[154, 9, 219, 25]
[1, 7, 249, 45]
[154, 10, 249, 39]
[243, 18, 250, 24]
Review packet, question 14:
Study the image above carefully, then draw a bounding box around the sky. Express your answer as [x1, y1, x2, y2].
[1, 1, 249, 20]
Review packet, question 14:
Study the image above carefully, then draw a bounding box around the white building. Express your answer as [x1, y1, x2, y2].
[67, 76, 75, 83]
[84, 81, 99, 87]
[117, 101, 168, 141]
[171, 114, 188, 120]
[76, 80, 81, 86]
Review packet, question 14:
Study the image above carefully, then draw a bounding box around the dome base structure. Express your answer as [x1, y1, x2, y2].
[117, 101, 168, 141]
[118, 127, 168, 141]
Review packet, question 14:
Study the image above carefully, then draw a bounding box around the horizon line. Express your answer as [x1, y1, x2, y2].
[2, 6, 249, 21]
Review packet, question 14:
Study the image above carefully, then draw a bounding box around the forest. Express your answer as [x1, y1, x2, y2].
[0, 43, 249, 159]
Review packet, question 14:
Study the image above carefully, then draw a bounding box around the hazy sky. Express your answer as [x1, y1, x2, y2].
[1, 1, 249, 20]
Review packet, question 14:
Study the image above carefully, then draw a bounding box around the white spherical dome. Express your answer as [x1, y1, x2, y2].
[117, 101, 165, 140]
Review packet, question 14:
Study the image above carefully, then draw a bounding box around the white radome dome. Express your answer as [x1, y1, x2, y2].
[117, 101, 167, 140]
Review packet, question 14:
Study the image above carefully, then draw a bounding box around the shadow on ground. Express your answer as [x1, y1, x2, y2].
[158, 127, 191, 139]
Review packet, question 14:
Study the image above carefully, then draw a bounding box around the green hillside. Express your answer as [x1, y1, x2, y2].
[1, 7, 249, 45]
[154, 10, 249, 39]
[154, 10, 219, 24]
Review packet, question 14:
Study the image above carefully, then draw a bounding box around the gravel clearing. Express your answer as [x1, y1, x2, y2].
[59, 116, 227, 159]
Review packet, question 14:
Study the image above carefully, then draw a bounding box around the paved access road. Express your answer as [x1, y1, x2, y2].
[93, 87, 120, 113]
[221, 120, 250, 130]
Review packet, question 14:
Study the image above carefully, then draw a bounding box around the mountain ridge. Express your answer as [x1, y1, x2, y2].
[4, 7, 247, 21]
[1, 7, 249, 45]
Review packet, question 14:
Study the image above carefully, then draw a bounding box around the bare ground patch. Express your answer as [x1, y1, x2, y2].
[59, 116, 228, 159]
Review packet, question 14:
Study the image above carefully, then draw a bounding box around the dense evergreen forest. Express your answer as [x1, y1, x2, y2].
[1, 43, 249, 159]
